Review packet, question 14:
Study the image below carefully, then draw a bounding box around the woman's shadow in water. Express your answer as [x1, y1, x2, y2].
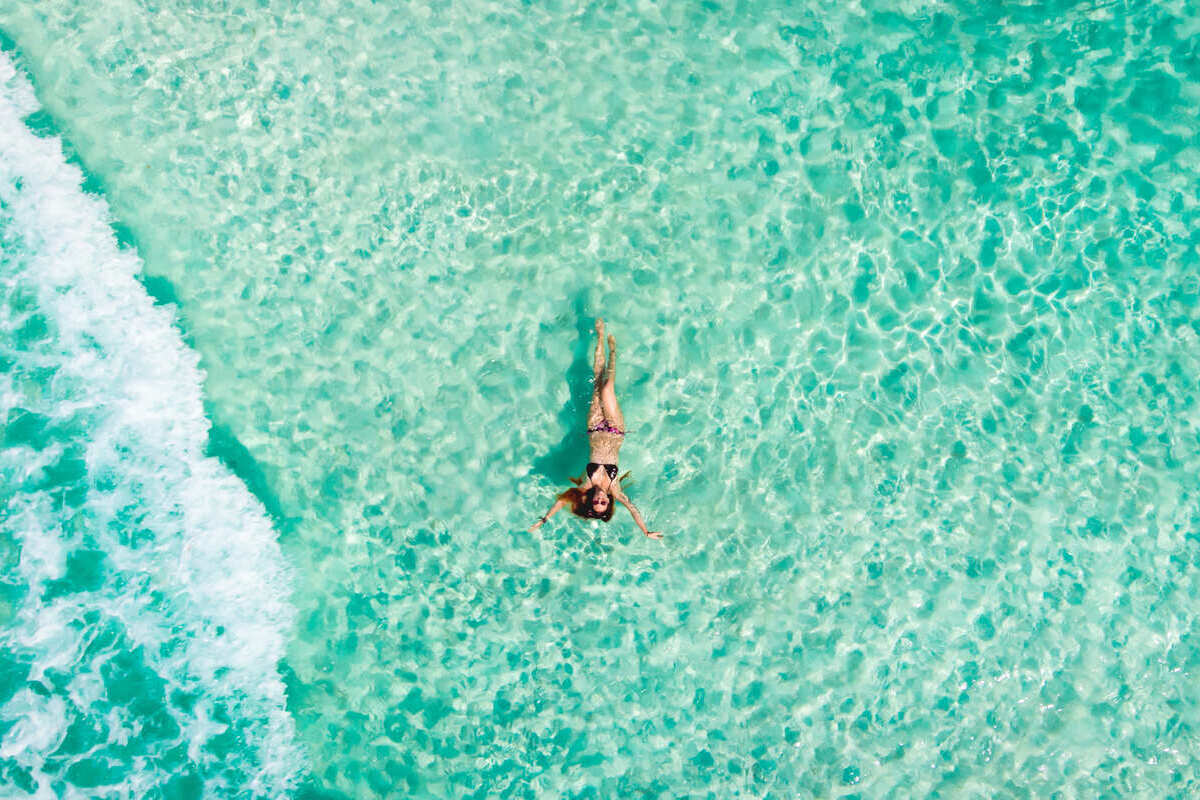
[530, 292, 594, 486]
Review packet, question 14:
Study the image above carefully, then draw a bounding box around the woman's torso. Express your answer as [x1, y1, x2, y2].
[588, 430, 623, 466]
[587, 432, 624, 492]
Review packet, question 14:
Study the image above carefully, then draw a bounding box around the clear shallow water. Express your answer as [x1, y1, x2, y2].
[1, 0, 1199, 796]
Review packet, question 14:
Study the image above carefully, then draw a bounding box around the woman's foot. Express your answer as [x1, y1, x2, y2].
[595, 318, 605, 336]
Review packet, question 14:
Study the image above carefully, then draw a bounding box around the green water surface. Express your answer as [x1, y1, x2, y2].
[3, 0, 1200, 796]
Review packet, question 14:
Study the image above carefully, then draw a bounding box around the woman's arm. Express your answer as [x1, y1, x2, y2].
[528, 498, 568, 532]
[614, 492, 663, 539]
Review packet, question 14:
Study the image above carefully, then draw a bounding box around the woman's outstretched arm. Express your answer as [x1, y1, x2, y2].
[528, 498, 568, 532]
[614, 491, 663, 539]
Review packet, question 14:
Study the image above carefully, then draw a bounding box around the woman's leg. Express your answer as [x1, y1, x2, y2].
[599, 334, 625, 431]
[587, 320, 607, 430]
[592, 319, 606, 384]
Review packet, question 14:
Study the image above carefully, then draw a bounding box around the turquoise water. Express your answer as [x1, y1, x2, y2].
[1, 0, 1199, 796]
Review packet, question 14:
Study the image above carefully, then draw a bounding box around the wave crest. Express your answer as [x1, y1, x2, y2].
[0, 53, 303, 797]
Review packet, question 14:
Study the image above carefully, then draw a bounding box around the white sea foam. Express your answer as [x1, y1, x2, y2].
[0, 53, 304, 796]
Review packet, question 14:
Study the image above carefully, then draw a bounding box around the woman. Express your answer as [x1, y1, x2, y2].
[529, 319, 663, 539]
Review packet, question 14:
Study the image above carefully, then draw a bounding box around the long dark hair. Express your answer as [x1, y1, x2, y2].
[558, 470, 631, 522]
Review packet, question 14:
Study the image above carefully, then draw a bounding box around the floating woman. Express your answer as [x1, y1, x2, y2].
[529, 319, 663, 539]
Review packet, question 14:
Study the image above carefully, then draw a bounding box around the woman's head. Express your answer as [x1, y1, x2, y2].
[558, 486, 615, 522]
[587, 487, 613, 516]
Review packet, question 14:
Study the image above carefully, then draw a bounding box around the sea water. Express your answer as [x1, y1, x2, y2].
[1, 0, 1198, 797]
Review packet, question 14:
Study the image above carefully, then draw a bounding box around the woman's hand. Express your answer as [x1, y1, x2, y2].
[614, 492, 660, 540]
[529, 501, 563, 533]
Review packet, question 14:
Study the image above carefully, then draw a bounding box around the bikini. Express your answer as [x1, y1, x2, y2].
[587, 462, 619, 482]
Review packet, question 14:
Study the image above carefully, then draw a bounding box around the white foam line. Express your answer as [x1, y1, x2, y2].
[0, 53, 304, 796]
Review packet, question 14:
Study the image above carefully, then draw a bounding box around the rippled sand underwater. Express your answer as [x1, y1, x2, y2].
[2, 0, 1200, 797]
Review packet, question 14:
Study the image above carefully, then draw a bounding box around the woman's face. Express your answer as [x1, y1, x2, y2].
[591, 491, 610, 513]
